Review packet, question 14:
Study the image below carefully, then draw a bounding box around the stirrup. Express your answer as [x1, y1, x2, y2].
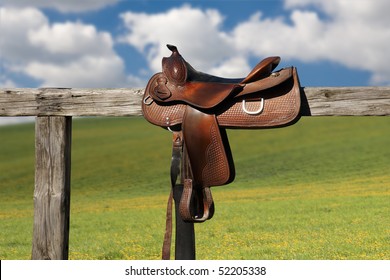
[179, 179, 214, 223]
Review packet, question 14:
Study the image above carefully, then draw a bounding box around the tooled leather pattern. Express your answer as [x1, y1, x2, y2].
[143, 68, 300, 128]
[202, 121, 230, 187]
[152, 48, 187, 101]
[217, 71, 300, 127]
[162, 46, 187, 86]
[153, 75, 171, 100]
[179, 179, 193, 221]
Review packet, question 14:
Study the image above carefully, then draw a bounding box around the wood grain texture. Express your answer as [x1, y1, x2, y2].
[32, 116, 72, 260]
[0, 88, 144, 116]
[302, 87, 390, 116]
[1, 87, 390, 117]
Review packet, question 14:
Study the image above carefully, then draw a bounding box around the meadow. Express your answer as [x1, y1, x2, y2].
[0, 116, 389, 259]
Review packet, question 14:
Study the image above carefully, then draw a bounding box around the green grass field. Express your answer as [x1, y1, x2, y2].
[0, 116, 389, 259]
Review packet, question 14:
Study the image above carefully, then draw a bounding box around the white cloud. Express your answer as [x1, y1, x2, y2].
[24, 56, 126, 88]
[119, 1, 390, 85]
[208, 56, 251, 78]
[285, 0, 390, 27]
[236, 0, 390, 85]
[119, 5, 246, 77]
[29, 22, 114, 56]
[0, 7, 48, 63]
[0, 7, 130, 87]
[1, 0, 120, 13]
[0, 76, 17, 88]
[1, 1, 389, 89]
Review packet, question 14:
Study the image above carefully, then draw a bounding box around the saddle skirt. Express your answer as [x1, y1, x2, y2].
[141, 44, 301, 259]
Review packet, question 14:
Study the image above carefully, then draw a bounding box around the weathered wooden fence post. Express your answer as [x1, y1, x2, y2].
[32, 116, 72, 260]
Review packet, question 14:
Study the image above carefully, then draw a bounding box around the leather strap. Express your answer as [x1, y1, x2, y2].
[162, 131, 183, 260]
[161, 189, 173, 260]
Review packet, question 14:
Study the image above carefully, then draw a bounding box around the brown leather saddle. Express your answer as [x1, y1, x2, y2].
[142, 44, 301, 259]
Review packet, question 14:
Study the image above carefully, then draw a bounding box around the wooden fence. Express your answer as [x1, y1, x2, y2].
[1, 86, 390, 259]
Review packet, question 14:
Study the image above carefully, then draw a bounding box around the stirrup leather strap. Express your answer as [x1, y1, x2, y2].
[162, 131, 183, 260]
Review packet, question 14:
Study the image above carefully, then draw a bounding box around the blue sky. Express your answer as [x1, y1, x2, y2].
[1, 0, 389, 91]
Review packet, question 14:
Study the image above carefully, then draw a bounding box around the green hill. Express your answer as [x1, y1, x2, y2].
[0, 116, 389, 259]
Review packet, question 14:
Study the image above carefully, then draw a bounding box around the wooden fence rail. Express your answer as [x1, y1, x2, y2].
[2, 87, 390, 117]
[1, 87, 390, 259]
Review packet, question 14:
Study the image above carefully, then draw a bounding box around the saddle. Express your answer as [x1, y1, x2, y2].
[142, 45, 301, 259]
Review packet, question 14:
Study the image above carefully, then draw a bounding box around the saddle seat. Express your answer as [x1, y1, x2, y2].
[148, 44, 286, 109]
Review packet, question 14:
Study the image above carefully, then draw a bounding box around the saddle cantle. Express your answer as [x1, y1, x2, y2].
[142, 44, 301, 259]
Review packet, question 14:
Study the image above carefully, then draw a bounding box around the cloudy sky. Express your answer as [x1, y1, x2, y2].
[1, 0, 389, 90]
